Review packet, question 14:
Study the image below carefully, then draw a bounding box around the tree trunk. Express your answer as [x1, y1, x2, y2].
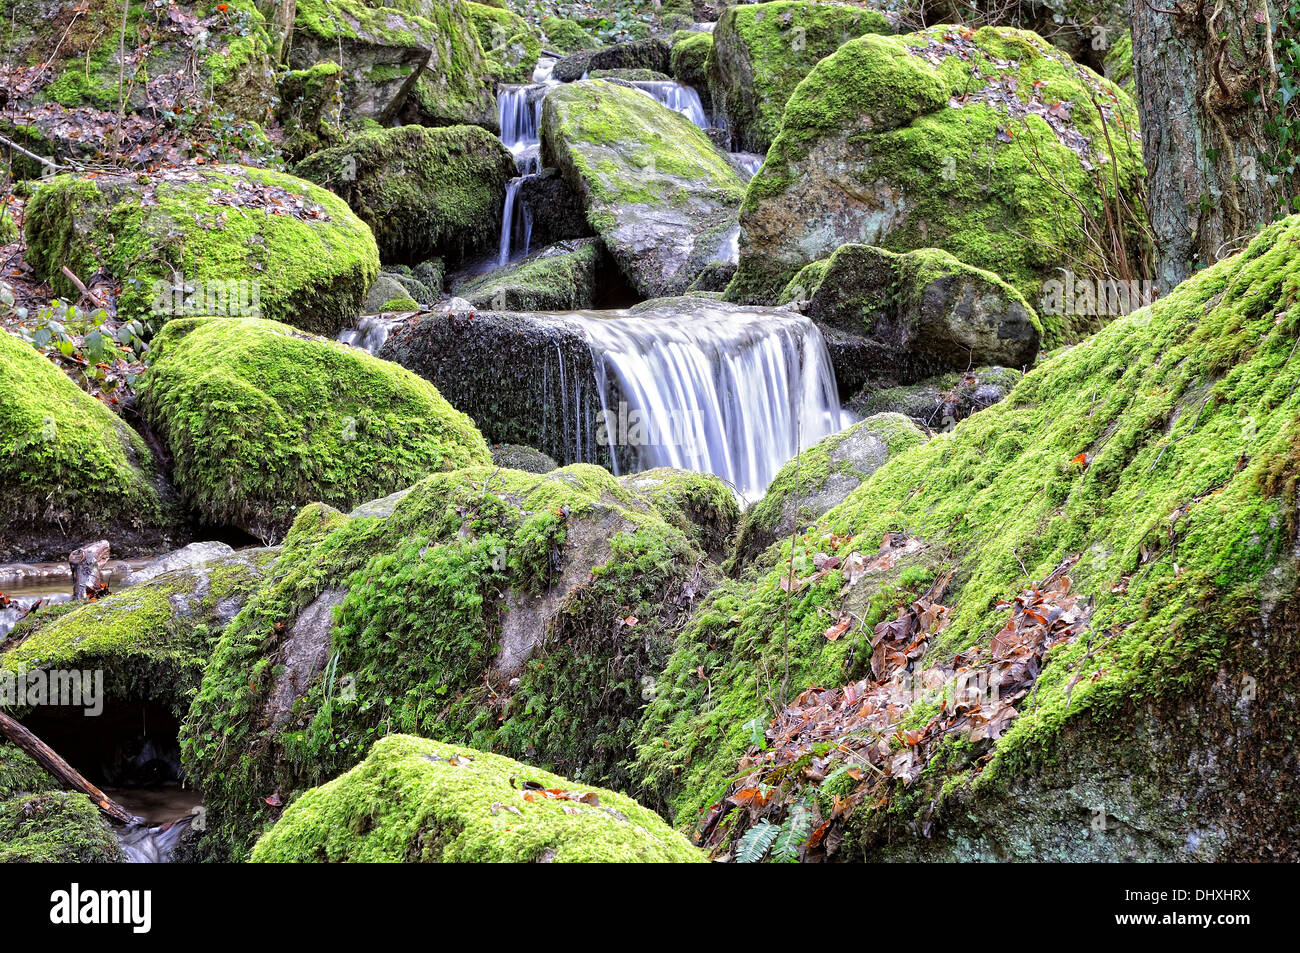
[69, 539, 110, 600]
[1129, 0, 1292, 292]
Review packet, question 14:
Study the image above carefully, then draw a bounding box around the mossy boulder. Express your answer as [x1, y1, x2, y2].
[453, 239, 608, 311]
[729, 413, 926, 571]
[491, 444, 558, 474]
[541, 16, 598, 54]
[848, 365, 1024, 428]
[634, 214, 1300, 861]
[466, 2, 541, 84]
[290, 0, 496, 128]
[708, 1, 893, 153]
[183, 464, 715, 859]
[670, 30, 714, 112]
[137, 317, 491, 541]
[1, 547, 276, 718]
[1103, 30, 1134, 93]
[294, 124, 516, 266]
[552, 37, 671, 82]
[377, 310, 608, 468]
[541, 79, 745, 298]
[0, 330, 180, 562]
[619, 468, 741, 563]
[23, 165, 379, 334]
[782, 244, 1041, 396]
[0, 788, 123, 863]
[248, 734, 703, 862]
[726, 26, 1145, 348]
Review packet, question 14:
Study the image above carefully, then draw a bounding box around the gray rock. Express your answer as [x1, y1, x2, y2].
[127, 542, 235, 586]
[363, 276, 415, 314]
[848, 366, 1024, 429]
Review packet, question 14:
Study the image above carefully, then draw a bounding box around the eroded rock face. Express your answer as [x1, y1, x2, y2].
[728, 413, 925, 571]
[783, 244, 1041, 396]
[726, 26, 1144, 349]
[249, 735, 704, 863]
[23, 165, 379, 334]
[541, 80, 745, 298]
[633, 213, 1300, 862]
[183, 467, 715, 860]
[294, 124, 516, 266]
[707, 1, 893, 153]
[138, 317, 490, 542]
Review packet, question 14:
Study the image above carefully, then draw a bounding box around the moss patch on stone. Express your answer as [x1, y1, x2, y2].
[0, 791, 123, 862]
[619, 467, 741, 563]
[248, 734, 703, 862]
[455, 239, 605, 311]
[138, 317, 490, 541]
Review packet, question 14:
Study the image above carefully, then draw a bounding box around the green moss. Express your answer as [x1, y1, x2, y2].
[0, 743, 55, 799]
[138, 317, 489, 540]
[671, 30, 712, 92]
[707, 1, 893, 152]
[183, 464, 708, 859]
[275, 62, 344, 162]
[293, 124, 515, 265]
[542, 16, 598, 54]
[0, 329, 169, 557]
[0, 792, 123, 862]
[729, 26, 1146, 330]
[23, 165, 379, 334]
[1104, 30, 1134, 93]
[620, 467, 741, 562]
[466, 2, 540, 83]
[249, 734, 703, 862]
[455, 239, 602, 311]
[636, 213, 1300, 832]
[378, 295, 419, 311]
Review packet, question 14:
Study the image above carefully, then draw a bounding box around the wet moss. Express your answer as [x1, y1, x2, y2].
[0, 791, 123, 862]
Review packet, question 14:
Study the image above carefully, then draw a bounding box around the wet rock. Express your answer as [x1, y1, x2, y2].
[620, 468, 740, 563]
[516, 168, 596, 249]
[553, 37, 671, 82]
[126, 542, 235, 586]
[491, 444, 559, 474]
[363, 276, 418, 314]
[453, 239, 609, 311]
[541, 80, 744, 298]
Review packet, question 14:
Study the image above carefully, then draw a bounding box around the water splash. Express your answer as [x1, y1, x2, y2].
[630, 81, 710, 129]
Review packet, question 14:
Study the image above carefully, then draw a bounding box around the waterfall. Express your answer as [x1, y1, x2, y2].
[499, 179, 523, 266]
[630, 81, 710, 129]
[569, 305, 848, 499]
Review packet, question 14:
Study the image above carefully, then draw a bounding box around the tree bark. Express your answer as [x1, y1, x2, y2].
[0, 709, 140, 825]
[1129, 0, 1292, 291]
[69, 540, 110, 600]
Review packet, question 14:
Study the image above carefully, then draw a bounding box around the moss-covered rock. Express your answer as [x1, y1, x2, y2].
[726, 26, 1145, 349]
[782, 244, 1041, 395]
[23, 165, 379, 334]
[0, 790, 124, 863]
[137, 317, 490, 541]
[274, 62, 345, 163]
[490, 444, 558, 474]
[670, 30, 714, 112]
[848, 366, 1024, 427]
[541, 79, 744, 298]
[1, 547, 275, 718]
[248, 734, 703, 862]
[290, 0, 496, 128]
[634, 213, 1300, 861]
[708, 1, 893, 153]
[541, 16, 598, 54]
[552, 37, 671, 82]
[453, 239, 608, 311]
[183, 464, 715, 859]
[0, 330, 180, 562]
[294, 124, 515, 266]
[1103, 29, 1133, 94]
[729, 413, 926, 571]
[619, 468, 741, 563]
[467, 2, 541, 84]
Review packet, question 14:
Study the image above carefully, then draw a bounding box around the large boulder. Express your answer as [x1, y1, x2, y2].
[541, 79, 745, 298]
[669, 30, 714, 113]
[0, 743, 122, 862]
[23, 165, 379, 334]
[182, 465, 715, 859]
[633, 214, 1300, 862]
[729, 413, 925, 571]
[294, 124, 516, 265]
[726, 26, 1145, 348]
[138, 317, 490, 541]
[248, 735, 703, 862]
[453, 239, 609, 311]
[516, 168, 597, 249]
[290, 0, 496, 128]
[707, 1, 893, 153]
[466, 1, 541, 84]
[274, 62, 345, 163]
[783, 244, 1041, 396]
[0, 330, 182, 562]
[619, 468, 741, 563]
[552, 38, 671, 82]
[377, 309, 606, 468]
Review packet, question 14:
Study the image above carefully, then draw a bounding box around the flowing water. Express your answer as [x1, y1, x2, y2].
[629, 81, 711, 129]
[0, 559, 149, 638]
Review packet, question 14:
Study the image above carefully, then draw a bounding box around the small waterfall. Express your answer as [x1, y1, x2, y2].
[497, 85, 545, 175]
[631, 81, 710, 129]
[731, 152, 765, 179]
[714, 224, 740, 265]
[499, 178, 523, 266]
[569, 305, 848, 499]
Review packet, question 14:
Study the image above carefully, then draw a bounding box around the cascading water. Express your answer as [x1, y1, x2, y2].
[630, 81, 711, 129]
[495, 59, 558, 264]
[569, 305, 848, 499]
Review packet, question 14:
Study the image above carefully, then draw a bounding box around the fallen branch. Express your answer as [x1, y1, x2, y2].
[0, 708, 140, 825]
[0, 132, 78, 173]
